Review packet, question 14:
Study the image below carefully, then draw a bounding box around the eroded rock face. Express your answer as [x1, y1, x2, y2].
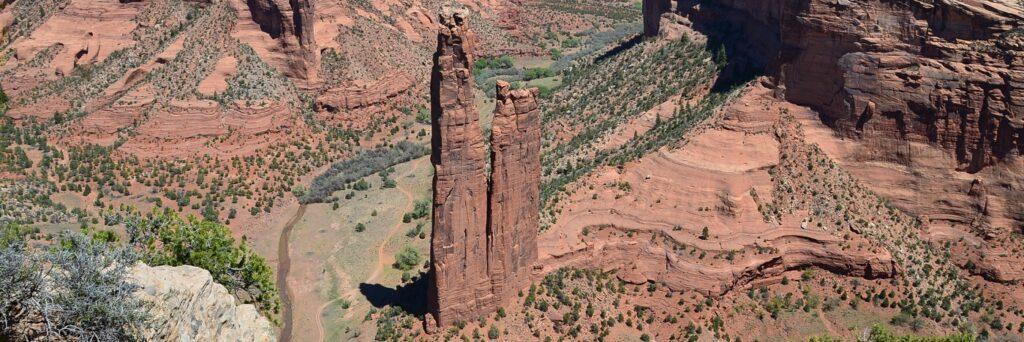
[656, 0, 1024, 172]
[245, 0, 317, 80]
[642, 0, 672, 37]
[488, 80, 541, 304]
[130, 263, 275, 342]
[428, 11, 541, 331]
[428, 7, 493, 330]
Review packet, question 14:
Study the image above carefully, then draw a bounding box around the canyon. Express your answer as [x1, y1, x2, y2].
[3, 0, 1024, 340]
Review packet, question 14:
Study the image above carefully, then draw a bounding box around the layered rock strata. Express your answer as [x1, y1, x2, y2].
[428, 9, 541, 331]
[646, 0, 1024, 172]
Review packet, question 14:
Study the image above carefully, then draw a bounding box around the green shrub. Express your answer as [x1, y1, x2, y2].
[1, 228, 148, 340]
[125, 209, 279, 317]
[523, 67, 555, 81]
[393, 246, 422, 271]
[488, 325, 500, 339]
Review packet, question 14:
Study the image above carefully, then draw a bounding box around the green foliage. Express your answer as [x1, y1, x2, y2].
[0, 87, 7, 114]
[2, 229, 148, 340]
[714, 44, 728, 68]
[125, 209, 279, 317]
[549, 48, 563, 60]
[415, 106, 430, 124]
[488, 324, 500, 339]
[561, 37, 582, 48]
[353, 178, 371, 191]
[302, 141, 428, 203]
[407, 199, 430, 221]
[474, 55, 515, 75]
[523, 67, 555, 81]
[373, 306, 417, 341]
[0, 223, 37, 248]
[405, 222, 425, 238]
[392, 246, 422, 271]
[355, 223, 366, 232]
[863, 324, 975, 342]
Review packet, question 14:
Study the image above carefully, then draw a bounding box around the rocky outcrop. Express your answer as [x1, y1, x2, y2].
[643, 0, 672, 37]
[130, 263, 275, 342]
[540, 227, 897, 297]
[487, 80, 541, 304]
[427, 7, 494, 330]
[653, 0, 1024, 172]
[244, 0, 317, 80]
[315, 71, 417, 112]
[428, 9, 541, 331]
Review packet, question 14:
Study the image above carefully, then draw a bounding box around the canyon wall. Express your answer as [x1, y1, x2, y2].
[642, 0, 1024, 281]
[642, 0, 672, 37]
[244, 0, 317, 80]
[428, 9, 540, 331]
[646, 0, 1023, 172]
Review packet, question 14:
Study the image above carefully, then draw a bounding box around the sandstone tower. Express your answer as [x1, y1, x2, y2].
[427, 9, 541, 330]
[642, 0, 672, 37]
[487, 80, 541, 303]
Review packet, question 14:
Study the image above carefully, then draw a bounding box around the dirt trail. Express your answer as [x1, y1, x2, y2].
[277, 204, 307, 342]
[314, 158, 425, 342]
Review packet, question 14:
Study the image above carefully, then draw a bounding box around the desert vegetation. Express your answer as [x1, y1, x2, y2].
[539, 34, 727, 226]
[120, 209, 279, 317]
[0, 0, 71, 49]
[0, 225, 148, 340]
[301, 141, 428, 204]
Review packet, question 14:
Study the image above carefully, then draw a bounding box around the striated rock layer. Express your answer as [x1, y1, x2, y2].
[648, 0, 1024, 172]
[428, 10, 541, 331]
[427, 8, 493, 330]
[130, 263, 275, 342]
[488, 80, 541, 305]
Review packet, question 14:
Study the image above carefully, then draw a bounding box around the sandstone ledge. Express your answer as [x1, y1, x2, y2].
[130, 263, 276, 342]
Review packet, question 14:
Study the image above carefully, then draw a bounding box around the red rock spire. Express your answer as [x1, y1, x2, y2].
[427, 7, 493, 330]
[427, 10, 541, 331]
[488, 80, 541, 303]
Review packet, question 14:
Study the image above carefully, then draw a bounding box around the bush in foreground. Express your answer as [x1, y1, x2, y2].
[1, 224, 148, 341]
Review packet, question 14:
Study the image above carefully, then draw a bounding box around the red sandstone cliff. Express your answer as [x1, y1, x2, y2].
[643, 0, 1024, 283]
[647, 0, 1023, 172]
[243, 0, 317, 81]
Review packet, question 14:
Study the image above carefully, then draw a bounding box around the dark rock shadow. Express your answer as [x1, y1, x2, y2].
[359, 274, 428, 317]
[594, 34, 646, 64]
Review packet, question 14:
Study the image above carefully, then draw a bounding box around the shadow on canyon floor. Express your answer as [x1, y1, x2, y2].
[359, 274, 429, 316]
